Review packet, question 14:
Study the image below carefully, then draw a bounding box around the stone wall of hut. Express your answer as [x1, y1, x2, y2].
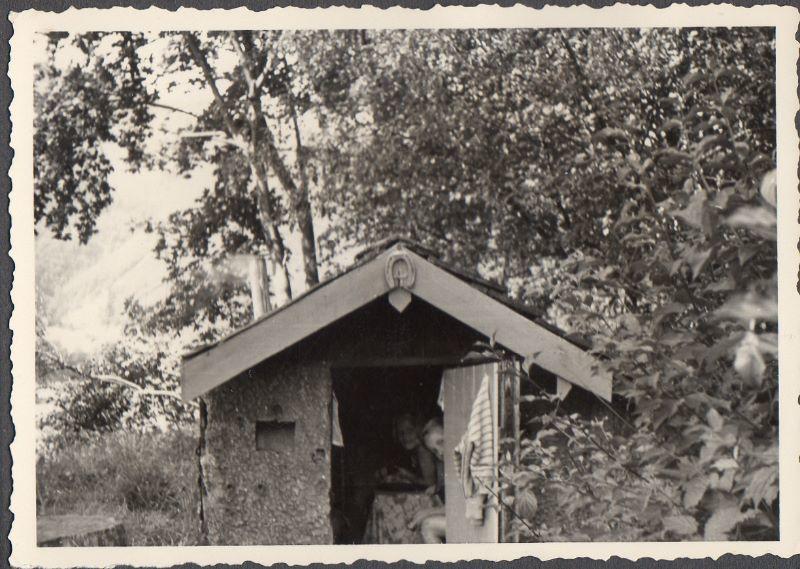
[201, 352, 333, 545]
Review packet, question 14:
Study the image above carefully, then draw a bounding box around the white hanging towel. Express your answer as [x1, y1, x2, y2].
[332, 392, 344, 447]
[453, 373, 495, 526]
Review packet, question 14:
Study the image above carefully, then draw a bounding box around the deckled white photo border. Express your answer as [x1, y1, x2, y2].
[8, 4, 800, 567]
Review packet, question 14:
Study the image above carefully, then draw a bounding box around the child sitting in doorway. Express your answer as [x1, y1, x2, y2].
[378, 413, 438, 488]
[408, 418, 446, 543]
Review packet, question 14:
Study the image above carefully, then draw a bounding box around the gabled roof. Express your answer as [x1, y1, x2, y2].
[181, 240, 612, 401]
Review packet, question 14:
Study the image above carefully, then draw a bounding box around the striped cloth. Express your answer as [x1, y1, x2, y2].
[453, 373, 495, 525]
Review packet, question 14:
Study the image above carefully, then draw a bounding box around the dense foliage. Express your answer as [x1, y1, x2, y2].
[493, 30, 779, 542]
[34, 28, 778, 541]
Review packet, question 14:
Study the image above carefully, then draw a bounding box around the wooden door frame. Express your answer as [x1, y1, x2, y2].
[440, 355, 522, 543]
[441, 361, 503, 543]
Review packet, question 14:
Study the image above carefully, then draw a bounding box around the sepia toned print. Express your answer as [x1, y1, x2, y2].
[8, 4, 800, 566]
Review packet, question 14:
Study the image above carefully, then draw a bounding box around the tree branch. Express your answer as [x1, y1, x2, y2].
[558, 30, 605, 130]
[44, 353, 195, 407]
[183, 32, 242, 139]
[148, 101, 201, 119]
[179, 129, 298, 152]
[179, 130, 249, 151]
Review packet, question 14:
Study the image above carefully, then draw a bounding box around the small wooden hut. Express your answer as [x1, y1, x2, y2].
[181, 238, 611, 545]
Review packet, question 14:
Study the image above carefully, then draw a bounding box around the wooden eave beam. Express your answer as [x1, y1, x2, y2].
[181, 247, 395, 400]
[407, 251, 613, 401]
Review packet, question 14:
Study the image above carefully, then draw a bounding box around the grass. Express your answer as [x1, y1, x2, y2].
[37, 428, 201, 546]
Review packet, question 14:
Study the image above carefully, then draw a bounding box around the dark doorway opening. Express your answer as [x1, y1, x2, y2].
[330, 365, 443, 544]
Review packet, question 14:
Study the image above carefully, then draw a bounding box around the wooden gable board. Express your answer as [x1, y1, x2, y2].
[181, 245, 612, 401]
[181, 247, 394, 400]
[408, 251, 611, 401]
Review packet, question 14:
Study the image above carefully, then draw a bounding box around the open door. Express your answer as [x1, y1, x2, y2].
[441, 361, 499, 543]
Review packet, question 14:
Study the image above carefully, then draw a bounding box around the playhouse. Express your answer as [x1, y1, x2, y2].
[181, 239, 611, 545]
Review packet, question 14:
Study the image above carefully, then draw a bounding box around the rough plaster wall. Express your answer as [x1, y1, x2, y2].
[203, 355, 332, 545]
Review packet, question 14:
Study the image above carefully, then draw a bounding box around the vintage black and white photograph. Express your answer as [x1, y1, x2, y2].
[7, 4, 799, 563]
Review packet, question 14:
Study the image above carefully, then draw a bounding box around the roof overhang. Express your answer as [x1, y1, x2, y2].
[181, 245, 612, 401]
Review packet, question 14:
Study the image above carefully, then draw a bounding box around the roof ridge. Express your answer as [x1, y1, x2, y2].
[353, 235, 437, 262]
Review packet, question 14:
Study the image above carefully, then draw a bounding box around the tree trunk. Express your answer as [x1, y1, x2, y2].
[196, 397, 210, 545]
[288, 93, 320, 289]
[247, 254, 272, 318]
[185, 31, 294, 302]
[263, 138, 319, 289]
[298, 206, 318, 289]
[232, 31, 320, 289]
[253, 164, 293, 302]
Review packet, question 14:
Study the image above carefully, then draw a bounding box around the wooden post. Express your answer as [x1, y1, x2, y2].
[498, 358, 521, 543]
[498, 362, 509, 543]
[247, 254, 272, 319]
[512, 360, 521, 469]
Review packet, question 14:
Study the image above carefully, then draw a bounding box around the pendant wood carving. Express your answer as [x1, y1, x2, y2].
[388, 288, 413, 313]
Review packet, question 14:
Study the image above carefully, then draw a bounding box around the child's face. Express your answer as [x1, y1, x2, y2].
[396, 418, 419, 450]
[424, 427, 444, 460]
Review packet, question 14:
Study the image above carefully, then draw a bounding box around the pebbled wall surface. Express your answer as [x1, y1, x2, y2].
[203, 352, 333, 545]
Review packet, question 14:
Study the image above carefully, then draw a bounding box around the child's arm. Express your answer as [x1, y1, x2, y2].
[408, 507, 446, 530]
[417, 446, 438, 486]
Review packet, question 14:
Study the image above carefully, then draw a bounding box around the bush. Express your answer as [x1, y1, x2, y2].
[37, 428, 200, 546]
[40, 379, 131, 442]
[37, 375, 195, 452]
